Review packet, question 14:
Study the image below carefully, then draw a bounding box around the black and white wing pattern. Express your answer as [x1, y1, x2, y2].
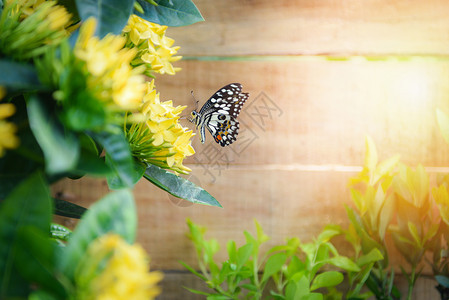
[191, 83, 249, 147]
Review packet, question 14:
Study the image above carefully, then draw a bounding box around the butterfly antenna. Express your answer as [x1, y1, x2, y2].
[191, 90, 199, 111]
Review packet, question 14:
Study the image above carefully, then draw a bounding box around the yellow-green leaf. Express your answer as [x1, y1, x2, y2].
[407, 222, 422, 248]
[373, 155, 400, 186]
[364, 136, 378, 175]
[437, 108, 449, 146]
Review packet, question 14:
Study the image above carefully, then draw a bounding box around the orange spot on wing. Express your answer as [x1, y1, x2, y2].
[216, 135, 222, 141]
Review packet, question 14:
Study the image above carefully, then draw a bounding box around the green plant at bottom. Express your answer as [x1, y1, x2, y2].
[182, 220, 383, 300]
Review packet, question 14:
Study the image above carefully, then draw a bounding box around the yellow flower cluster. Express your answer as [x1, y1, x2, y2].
[76, 234, 162, 300]
[123, 15, 182, 76]
[74, 18, 147, 110]
[127, 81, 195, 174]
[0, 0, 72, 60]
[0, 87, 19, 157]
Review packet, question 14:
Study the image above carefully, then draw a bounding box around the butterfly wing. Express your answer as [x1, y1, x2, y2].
[199, 83, 249, 147]
[206, 114, 240, 147]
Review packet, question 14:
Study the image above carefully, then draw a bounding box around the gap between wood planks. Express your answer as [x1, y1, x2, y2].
[181, 54, 449, 62]
[185, 164, 449, 173]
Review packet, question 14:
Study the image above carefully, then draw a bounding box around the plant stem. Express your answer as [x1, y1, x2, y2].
[406, 266, 416, 300]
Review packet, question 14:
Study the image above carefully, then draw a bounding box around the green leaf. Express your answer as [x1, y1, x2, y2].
[135, 0, 204, 26]
[317, 226, 341, 243]
[27, 94, 79, 174]
[107, 159, 146, 189]
[59, 190, 136, 280]
[327, 256, 360, 272]
[302, 294, 323, 300]
[91, 129, 135, 188]
[75, 0, 135, 37]
[437, 109, 449, 146]
[0, 172, 52, 298]
[236, 243, 253, 270]
[286, 276, 310, 300]
[227, 240, 237, 263]
[357, 248, 383, 266]
[53, 198, 87, 219]
[262, 252, 287, 283]
[143, 164, 221, 207]
[183, 287, 212, 296]
[436, 275, 449, 288]
[0, 59, 42, 92]
[29, 290, 60, 300]
[364, 135, 378, 173]
[179, 261, 207, 281]
[14, 227, 67, 298]
[50, 223, 72, 241]
[310, 271, 344, 291]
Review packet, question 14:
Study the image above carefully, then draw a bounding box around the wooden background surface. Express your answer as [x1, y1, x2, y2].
[52, 1, 449, 298]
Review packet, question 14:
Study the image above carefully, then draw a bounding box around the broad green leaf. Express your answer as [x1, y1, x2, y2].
[437, 108, 449, 146]
[436, 275, 449, 288]
[27, 94, 79, 174]
[0, 172, 51, 297]
[135, 0, 204, 26]
[144, 164, 221, 207]
[107, 159, 146, 189]
[327, 256, 360, 272]
[286, 256, 305, 280]
[227, 240, 237, 262]
[0, 59, 42, 92]
[91, 130, 135, 188]
[53, 198, 87, 219]
[317, 225, 341, 243]
[15, 227, 67, 298]
[59, 190, 136, 280]
[75, 0, 135, 37]
[302, 294, 323, 300]
[50, 223, 72, 241]
[71, 149, 112, 177]
[262, 252, 287, 283]
[236, 243, 253, 270]
[310, 271, 343, 291]
[285, 276, 309, 300]
[357, 248, 383, 266]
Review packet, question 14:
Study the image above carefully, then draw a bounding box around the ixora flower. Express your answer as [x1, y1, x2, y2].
[127, 80, 195, 174]
[122, 14, 182, 76]
[0, 0, 72, 60]
[73, 18, 147, 111]
[75, 234, 163, 300]
[0, 87, 19, 156]
[43, 18, 148, 130]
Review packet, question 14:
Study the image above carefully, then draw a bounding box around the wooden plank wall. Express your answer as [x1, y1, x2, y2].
[52, 1, 449, 298]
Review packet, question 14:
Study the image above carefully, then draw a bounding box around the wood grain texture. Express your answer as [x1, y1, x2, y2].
[52, 1, 449, 297]
[166, 0, 449, 56]
[156, 60, 449, 167]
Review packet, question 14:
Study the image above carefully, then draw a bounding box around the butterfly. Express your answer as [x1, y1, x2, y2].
[189, 83, 249, 147]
